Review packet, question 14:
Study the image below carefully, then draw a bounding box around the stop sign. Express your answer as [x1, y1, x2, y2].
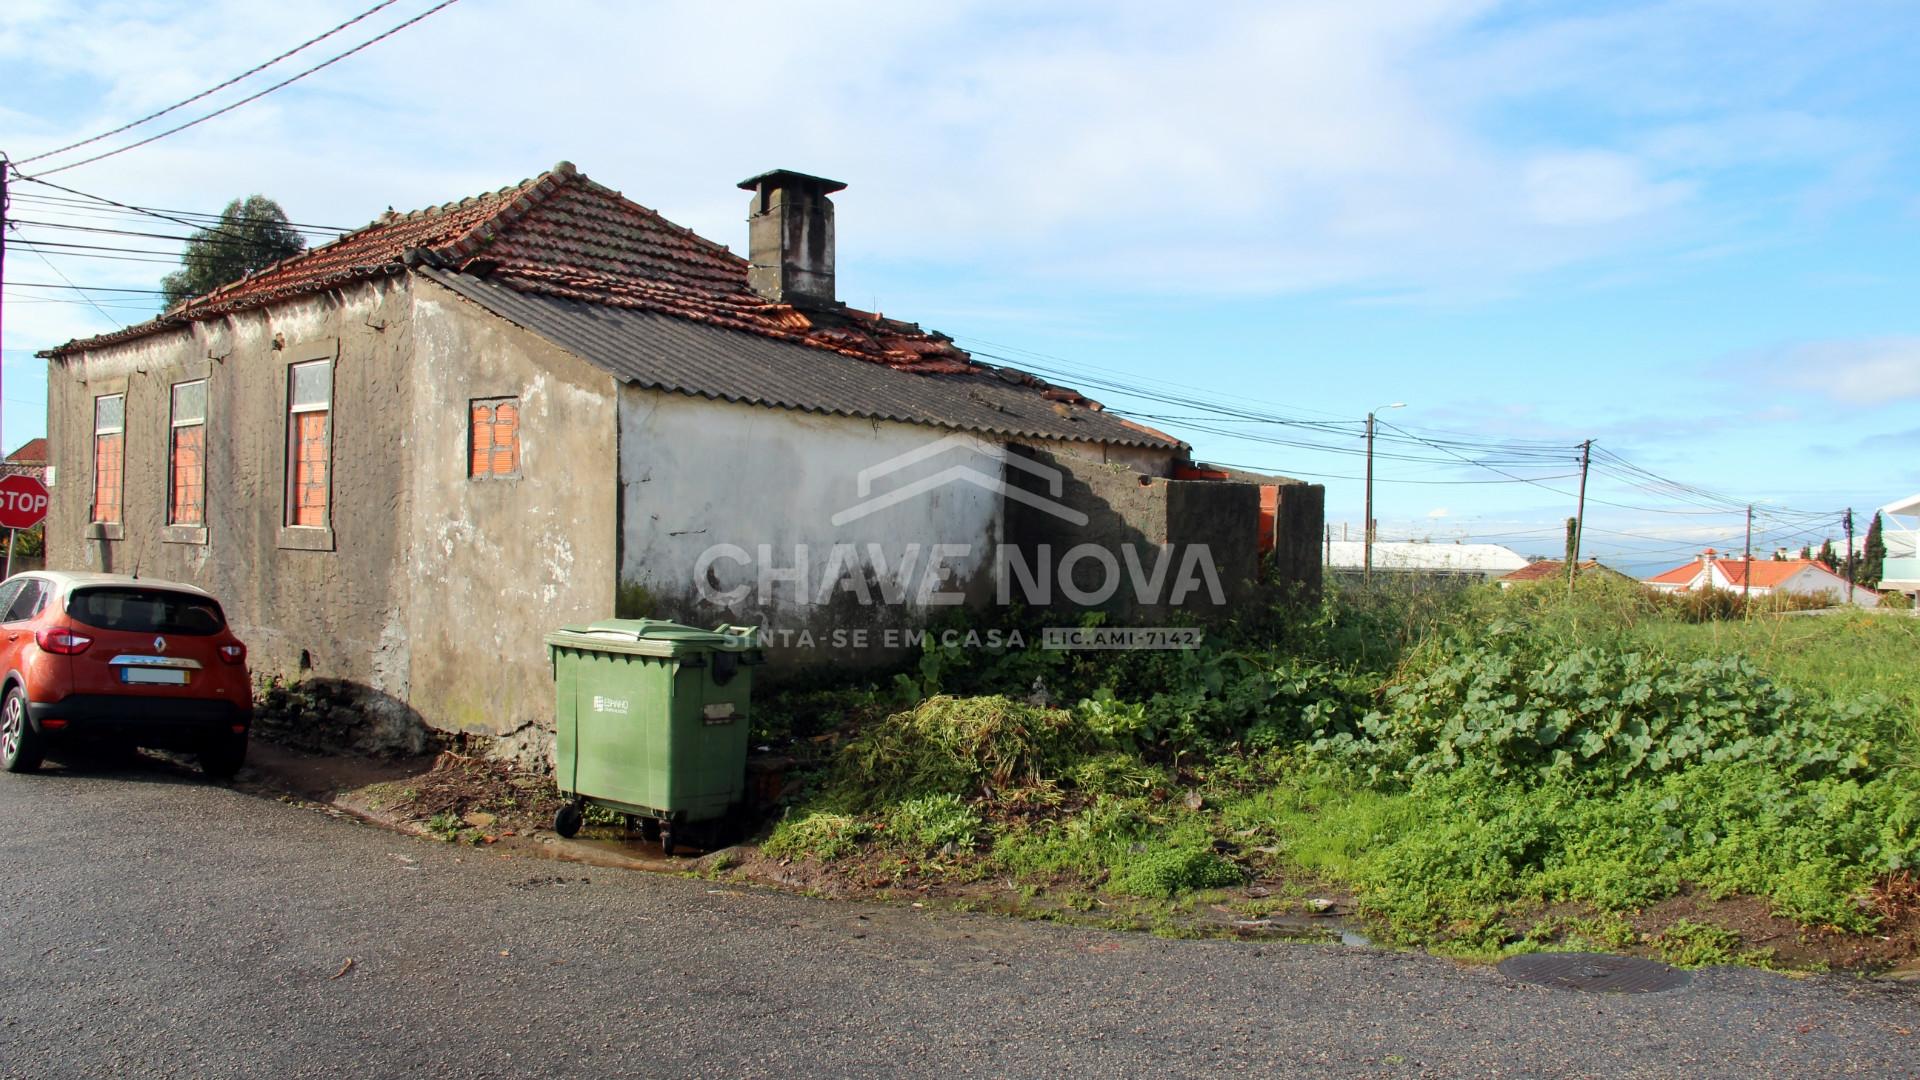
[0, 474, 51, 531]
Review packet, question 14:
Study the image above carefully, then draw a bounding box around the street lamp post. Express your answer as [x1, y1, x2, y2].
[1363, 402, 1406, 586]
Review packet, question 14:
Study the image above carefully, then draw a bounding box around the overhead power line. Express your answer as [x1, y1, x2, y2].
[3, 280, 171, 294]
[18, 248, 119, 326]
[13, 0, 405, 168]
[7, 197, 348, 235]
[19, 0, 467, 177]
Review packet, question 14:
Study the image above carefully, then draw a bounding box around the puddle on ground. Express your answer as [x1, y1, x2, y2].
[1226, 915, 1372, 947]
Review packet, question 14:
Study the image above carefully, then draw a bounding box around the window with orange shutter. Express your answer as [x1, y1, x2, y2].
[169, 380, 207, 526]
[469, 398, 521, 479]
[92, 393, 125, 524]
[287, 360, 332, 527]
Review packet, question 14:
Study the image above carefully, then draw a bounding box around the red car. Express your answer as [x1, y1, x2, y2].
[0, 571, 251, 778]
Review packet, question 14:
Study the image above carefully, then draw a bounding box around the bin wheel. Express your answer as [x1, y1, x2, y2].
[641, 818, 662, 842]
[553, 802, 584, 839]
[659, 823, 676, 858]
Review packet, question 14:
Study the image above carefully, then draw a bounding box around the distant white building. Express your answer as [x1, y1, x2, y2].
[1645, 549, 1880, 608]
[1324, 540, 1529, 581]
[1880, 494, 1920, 603]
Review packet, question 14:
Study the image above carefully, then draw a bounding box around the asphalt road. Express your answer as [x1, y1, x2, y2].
[1, 756, 1916, 1079]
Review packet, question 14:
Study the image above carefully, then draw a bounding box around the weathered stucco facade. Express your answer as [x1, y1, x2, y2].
[45, 276, 625, 749]
[47, 280, 418, 709]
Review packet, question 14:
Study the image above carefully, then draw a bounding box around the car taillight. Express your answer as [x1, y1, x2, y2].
[220, 643, 247, 666]
[35, 627, 93, 655]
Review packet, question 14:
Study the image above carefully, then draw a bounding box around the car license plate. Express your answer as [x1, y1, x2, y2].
[122, 668, 189, 685]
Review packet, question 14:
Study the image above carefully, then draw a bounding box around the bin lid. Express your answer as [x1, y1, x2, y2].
[543, 618, 760, 659]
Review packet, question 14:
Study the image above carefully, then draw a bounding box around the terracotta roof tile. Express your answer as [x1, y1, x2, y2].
[1646, 557, 1870, 591]
[1645, 562, 1702, 586]
[44, 162, 1124, 425]
[1498, 559, 1604, 583]
[5, 438, 48, 464]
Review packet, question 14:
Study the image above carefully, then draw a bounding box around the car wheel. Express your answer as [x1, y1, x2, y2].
[1, 686, 43, 774]
[200, 735, 246, 781]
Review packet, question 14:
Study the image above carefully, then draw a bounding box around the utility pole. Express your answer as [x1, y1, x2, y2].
[1, 156, 9, 464]
[1362, 402, 1405, 588]
[1364, 412, 1376, 586]
[1844, 508, 1855, 605]
[1567, 439, 1592, 596]
[1743, 505, 1753, 607]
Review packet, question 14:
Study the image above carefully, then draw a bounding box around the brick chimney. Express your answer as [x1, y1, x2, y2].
[738, 169, 845, 308]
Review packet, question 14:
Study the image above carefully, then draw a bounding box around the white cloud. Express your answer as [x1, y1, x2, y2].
[1756, 337, 1920, 404]
[1522, 151, 1692, 226]
[0, 0, 1893, 337]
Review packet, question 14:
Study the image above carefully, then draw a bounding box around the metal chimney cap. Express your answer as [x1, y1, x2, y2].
[737, 169, 847, 194]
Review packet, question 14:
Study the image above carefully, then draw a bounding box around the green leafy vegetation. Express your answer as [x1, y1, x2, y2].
[763, 811, 868, 861]
[159, 195, 307, 307]
[752, 575, 1920, 963]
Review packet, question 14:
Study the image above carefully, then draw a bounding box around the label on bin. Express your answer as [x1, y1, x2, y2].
[592, 695, 631, 715]
[702, 703, 737, 724]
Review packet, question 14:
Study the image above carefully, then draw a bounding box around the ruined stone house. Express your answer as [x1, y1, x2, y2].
[41, 163, 1323, 753]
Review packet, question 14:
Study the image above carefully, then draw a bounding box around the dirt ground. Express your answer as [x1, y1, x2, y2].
[241, 736, 1920, 977]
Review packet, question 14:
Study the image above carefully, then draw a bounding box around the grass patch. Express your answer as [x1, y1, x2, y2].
[763, 811, 868, 861]
[1109, 847, 1243, 898]
[748, 577, 1920, 962]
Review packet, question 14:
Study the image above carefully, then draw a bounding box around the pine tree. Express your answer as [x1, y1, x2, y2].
[159, 195, 306, 308]
[1863, 512, 1886, 588]
[1817, 538, 1838, 570]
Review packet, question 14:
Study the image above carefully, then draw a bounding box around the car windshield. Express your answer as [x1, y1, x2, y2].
[67, 587, 226, 636]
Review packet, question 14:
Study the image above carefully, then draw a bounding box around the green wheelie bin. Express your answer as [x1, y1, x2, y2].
[544, 619, 761, 854]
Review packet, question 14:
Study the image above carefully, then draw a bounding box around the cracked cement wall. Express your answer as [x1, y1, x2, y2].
[407, 277, 619, 746]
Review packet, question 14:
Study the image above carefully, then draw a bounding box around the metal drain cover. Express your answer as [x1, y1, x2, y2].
[1499, 952, 1691, 994]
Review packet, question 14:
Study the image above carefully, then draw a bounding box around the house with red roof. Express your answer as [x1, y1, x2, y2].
[1494, 559, 1628, 589]
[38, 164, 1322, 757]
[1, 439, 50, 484]
[1645, 549, 1880, 608]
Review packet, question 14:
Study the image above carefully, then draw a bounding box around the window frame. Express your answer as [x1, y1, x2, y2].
[167, 378, 209, 529]
[468, 396, 523, 480]
[284, 358, 333, 530]
[91, 392, 126, 527]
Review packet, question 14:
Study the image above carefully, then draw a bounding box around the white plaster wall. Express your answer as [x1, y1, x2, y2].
[619, 389, 1005, 654]
[1775, 566, 1881, 608]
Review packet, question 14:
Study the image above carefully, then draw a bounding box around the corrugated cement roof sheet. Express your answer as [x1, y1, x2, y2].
[421, 269, 1183, 450]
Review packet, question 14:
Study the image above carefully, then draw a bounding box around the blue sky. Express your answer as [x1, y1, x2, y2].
[3, 0, 1916, 575]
